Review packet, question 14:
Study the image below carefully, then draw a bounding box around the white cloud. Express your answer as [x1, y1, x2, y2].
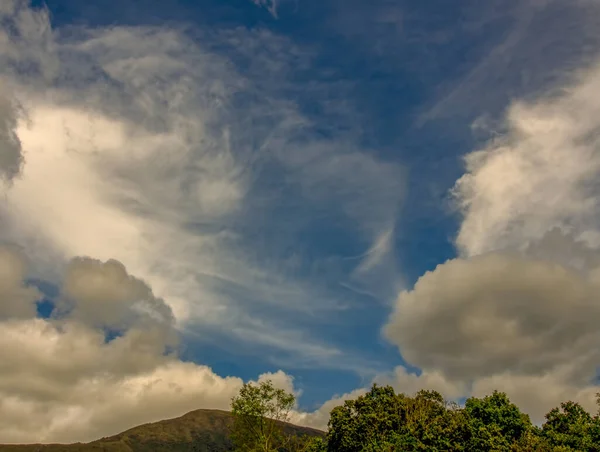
[375, 366, 467, 402]
[376, 53, 600, 426]
[419, 0, 600, 126]
[0, 0, 403, 370]
[251, 0, 281, 18]
[0, 1, 409, 442]
[379, 58, 600, 419]
[257, 370, 300, 398]
[471, 372, 600, 425]
[453, 63, 600, 257]
[293, 366, 466, 431]
[291, 387, 368, 430]
[0, 313, 315, 443]
[286, 0, 600, 434]
[0, 246, 309, 444]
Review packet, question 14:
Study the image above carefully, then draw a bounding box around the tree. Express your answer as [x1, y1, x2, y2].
[326, 384, 402, 452]
[463, 391, 532, 451]
[541, 399, 600, 451]
[326, 385, 469, 451]
[230, 379, 295, 452]
[311, 385, 600, 451]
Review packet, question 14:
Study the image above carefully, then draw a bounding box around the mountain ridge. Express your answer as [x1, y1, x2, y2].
[0, 409, 325, 451]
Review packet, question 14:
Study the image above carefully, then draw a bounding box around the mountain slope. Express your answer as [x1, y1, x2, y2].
[0, 409, 324, 451]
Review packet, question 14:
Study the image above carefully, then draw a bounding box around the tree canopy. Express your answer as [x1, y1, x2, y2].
[323, 385, 600, 451]
[231, 381, 600, 452]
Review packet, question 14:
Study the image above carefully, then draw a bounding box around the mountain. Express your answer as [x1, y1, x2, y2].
[0, 409, 325, 452]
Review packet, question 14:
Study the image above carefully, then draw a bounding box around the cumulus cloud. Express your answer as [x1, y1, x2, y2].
[471, 372, 600, 425]
[375, 366, 467, 402]
[382, 230, 600, 420]
[0, 245, 40, 319]
[385, 248, 600, 383]
[0, 246, 306, 444]
[387, 60, 600, 422]
[381, 38, 600, 424]
[0, 318, 241, 443]
[60, 257, 175, 334]
[453, 62, 600, 257]
[291, 387, 368, 430]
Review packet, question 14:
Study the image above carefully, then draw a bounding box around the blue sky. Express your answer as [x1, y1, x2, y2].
[3, 0, 600, 443]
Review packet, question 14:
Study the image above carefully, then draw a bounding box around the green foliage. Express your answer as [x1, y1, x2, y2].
[301, 437, 327, 452]
[463, 390, 532, 451]
[230, 379, 297, 452]
[540, 396, 600, 451]
[320, 384, 600, 452]
[326, 385, 471, 451]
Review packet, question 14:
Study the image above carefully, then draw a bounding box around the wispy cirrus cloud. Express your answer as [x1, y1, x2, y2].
[0, 0, 404, 371]
[250, 0, 286, 18]
[417, 0, 600, 129]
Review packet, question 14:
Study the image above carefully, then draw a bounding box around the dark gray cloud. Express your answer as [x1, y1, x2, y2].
[0, 90, 23, 182]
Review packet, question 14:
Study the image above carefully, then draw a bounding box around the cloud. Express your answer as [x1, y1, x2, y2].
[0, 0, 57, 83]
[379, 34, 600, 426]
[0, 319, 241, 443]
[0, 88, 24, 182]
[257, 370, 300, 398]
[0, 246, 308, 444]
[291, 387, 368, 430]
[375, 366, 467, 402]
[386, 49, 600, 419]
[419, 0, 600, 126]
[385, 247, 600, 383]
[291, 0, 600, 432]
[471, 372, 600, 425]
[60, 257, 175, 334]
[0, 0, 403, 371]
[452, 62, 600, 257]
[381, 230, 600, 426]
[0, 245, 40, 319]
[0, 3, 408, 442]
[251, 0, 281, 18]
[292, 366, 467, 431]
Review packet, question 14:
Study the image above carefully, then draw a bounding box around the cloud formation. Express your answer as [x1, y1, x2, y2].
[6, 0, 600, 443]
[251, 0, 281, 18]
[453, 62, 600, 257]
[0, 1, 407, 442]
[383, 54, 600, 423]
[385, 245, 600, 380]
[60, 257, 176, 334]
[0, 245, 40, 319]
[0, 89, 23, 182]
[0, 246, 311, 443]
[0, 0, 403, 372]
[383, 236, 600, 423]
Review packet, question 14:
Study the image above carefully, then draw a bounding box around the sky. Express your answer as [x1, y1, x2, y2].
[2, 0, 600, 444]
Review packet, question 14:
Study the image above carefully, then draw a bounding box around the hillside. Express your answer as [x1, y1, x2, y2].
[0, 409, 324, 452]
